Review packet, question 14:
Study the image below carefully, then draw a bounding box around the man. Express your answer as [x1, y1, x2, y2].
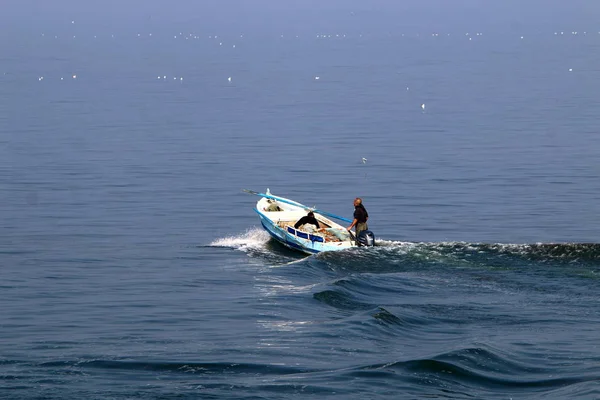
[265, 199, 282, 212]
[294, 211, 320, 229]
[347, 197, 369, 239]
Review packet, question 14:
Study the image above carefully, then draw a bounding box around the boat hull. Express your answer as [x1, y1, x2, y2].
[259, 217, 320, 254]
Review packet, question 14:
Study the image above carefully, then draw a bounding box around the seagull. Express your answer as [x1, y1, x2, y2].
[421, 103, 425, 110]
[362, 157, 367, 164]
[228, 77, 232, 82]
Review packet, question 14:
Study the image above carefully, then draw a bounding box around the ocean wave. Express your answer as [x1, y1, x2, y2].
[29, 351, 600, 399]
[39, 359, 307, 375]
[345, 345, 600, 397]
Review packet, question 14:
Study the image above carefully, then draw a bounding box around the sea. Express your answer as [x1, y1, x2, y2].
[2, 1, 600, 398]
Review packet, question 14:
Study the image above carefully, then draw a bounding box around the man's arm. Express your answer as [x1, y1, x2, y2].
[294, 217, 306, 229]
[347, 218, 357, 231]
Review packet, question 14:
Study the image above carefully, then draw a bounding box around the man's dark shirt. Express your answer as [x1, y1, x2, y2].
[354, 204, 368, 223]
[294, 215, 320, 229]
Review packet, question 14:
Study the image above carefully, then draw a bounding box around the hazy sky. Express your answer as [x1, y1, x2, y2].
[2, 0, 599, 36]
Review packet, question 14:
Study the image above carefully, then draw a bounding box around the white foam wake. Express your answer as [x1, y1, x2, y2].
[375, 238, 420, 249]
[210, 227, 271, 252]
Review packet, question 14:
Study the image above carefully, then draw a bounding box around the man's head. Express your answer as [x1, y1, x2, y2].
[307, 211, 314, 217]
[354, 198, 362, 207]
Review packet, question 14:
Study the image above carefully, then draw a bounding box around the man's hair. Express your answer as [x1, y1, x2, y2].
[355, 198, 362, 205]
[307, 211, 314, 217]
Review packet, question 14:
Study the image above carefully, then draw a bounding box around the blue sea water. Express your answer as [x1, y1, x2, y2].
[2, 1, 600, 398]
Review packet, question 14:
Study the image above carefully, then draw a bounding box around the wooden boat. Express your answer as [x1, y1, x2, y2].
[246, 189, 374, 255]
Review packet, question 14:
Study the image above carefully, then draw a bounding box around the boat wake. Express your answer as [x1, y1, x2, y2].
[210, 227, 271, 252]
[210, 227, 308, 264]
[375, 240, 600, 263]
[211, 229, 600, 272]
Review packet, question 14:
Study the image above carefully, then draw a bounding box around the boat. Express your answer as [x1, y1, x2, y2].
[245, 189, 375, 254]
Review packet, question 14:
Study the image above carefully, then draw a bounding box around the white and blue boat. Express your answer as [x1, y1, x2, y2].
[245, 189, 375, 255]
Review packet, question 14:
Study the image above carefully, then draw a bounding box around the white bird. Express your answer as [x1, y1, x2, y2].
[362, 157, 367, 164]
[421, 103, 425, 110]
[72, 74, 77, 79]
[228, 77, 232, 82]
[315, 76, 320, 80]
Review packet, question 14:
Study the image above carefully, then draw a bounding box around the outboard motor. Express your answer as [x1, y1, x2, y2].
[357, 230, 376, 247]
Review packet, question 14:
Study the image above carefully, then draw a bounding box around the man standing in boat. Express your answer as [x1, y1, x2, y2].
[347, 197, 368, 242]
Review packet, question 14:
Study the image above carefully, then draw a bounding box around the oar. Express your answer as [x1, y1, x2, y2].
[243, 189, 306, 207]
[243, 189, 353, 223]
